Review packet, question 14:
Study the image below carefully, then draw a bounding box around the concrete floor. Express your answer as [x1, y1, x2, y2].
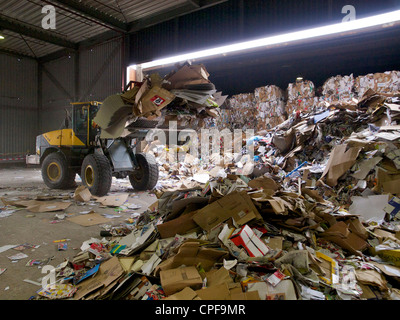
[0, 164, 156, 300]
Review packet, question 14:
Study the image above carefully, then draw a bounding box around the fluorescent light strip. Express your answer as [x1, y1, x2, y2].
[130, 9, 400, 71]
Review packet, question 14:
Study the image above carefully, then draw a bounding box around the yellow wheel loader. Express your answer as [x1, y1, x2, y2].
[35, 101, 159, 196]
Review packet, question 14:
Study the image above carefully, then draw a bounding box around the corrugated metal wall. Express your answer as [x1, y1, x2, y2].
[40, 37, 124, 133]
[40, 54, 76, 134]
[78, 38, 123, 101]
[0, 52, 38, 158]
[130, 19, 176, 62]
[0, 37, 124, 159]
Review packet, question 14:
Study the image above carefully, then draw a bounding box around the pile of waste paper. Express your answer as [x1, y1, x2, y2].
[30, 85, 400, 300]
[21, 64, 400, 300]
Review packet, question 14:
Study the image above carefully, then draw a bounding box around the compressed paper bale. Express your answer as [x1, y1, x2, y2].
[254, 85, 285, 102]
[355, 71, 400, 97]
[257, 100, 286, 118]
[286, 97, 318, 114]
[227, 93, 258, 130]
[322, 74, 355, 102]
[287, 80, 315, 101]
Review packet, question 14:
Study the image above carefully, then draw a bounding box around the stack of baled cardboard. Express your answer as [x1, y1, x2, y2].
[254, 85, 286, 131]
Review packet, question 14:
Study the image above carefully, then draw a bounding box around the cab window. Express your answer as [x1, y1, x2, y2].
[73, 105, 88, 135]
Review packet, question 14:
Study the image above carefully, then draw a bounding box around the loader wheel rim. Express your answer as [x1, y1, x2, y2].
[131, 165, 144, 182]
[47, 162, 61, 181]
[85, 165, 95, 187]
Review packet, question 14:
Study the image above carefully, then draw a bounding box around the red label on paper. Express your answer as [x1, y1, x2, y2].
[150, 95, 165, 106]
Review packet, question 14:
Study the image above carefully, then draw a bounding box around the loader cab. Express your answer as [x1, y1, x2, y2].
[70, 101, 101, 146]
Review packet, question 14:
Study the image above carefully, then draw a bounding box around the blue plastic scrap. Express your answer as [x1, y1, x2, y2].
[285, 161, 308, 178]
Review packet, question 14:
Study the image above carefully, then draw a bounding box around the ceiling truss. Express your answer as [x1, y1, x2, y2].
[0, 0, 227, 60]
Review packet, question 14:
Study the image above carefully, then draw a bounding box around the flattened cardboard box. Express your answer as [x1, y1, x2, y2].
[93, 194, 129, 207]
[155, 241, 228, 273]
[193, 191, 262, 232]
[164, 287, 202, 300]
[160, 266, 203, 296]
[164, 64, 210, 90]
[156, 210, 199, 239]
[229, 291, 260, 300]
[74, 256, 124, 300]
[195, 282, 260, 300]
[245, 279, 297, 300]
[133, 81, 175, 116]
[141, 85, 175, 115]
[377, 167, 400, 195]
[195, 283, 231, 300]
[0, 198, 71, 212]
[93, 94, 126, 129]
[321, 221, 369, 255]
[320, 144, 361, 187]
[67, 213, 110, 227]
[205, 267, 234, 288]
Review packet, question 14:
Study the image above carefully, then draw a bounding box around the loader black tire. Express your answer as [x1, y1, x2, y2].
[129, 153, 159, 191]
[81, 153, 112, 197]
[42, 152, 76, 190]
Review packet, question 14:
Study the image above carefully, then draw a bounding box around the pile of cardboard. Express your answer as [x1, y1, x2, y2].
[32, 90, 400, 300]
[93, 62, 226, 138]
[28, 67, 400, 301]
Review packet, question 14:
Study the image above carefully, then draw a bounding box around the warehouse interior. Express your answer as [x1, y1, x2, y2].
[1, 0, 400, 304]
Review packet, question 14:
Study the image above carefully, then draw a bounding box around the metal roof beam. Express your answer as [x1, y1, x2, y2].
[186, 0, 201, 8]
[0, 15, 77, 50]
[0, 48, 36, 60]
[51, 0, 128, 33]
[128, 0, 227, 32]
